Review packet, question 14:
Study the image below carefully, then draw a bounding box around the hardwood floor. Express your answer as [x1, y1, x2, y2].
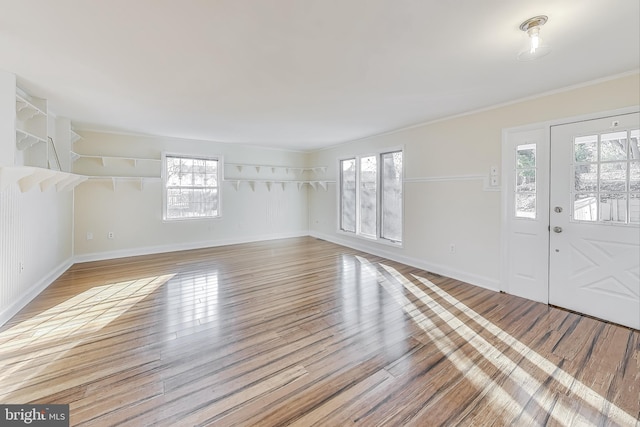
[0, 237, 638, 426]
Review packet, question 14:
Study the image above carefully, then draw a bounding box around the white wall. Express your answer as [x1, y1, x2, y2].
[73, 131, 311, 260]
[307, 73, 640, 290]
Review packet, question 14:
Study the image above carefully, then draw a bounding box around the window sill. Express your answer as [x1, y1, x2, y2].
[162, 215, 222, 223]
[336, 229, 403, 249]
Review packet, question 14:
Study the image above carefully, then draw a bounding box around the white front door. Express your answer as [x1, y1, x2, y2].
[549, 113, 640, 329]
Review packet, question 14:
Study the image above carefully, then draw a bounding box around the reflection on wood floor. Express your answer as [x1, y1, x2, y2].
[0, 237, 638, 426]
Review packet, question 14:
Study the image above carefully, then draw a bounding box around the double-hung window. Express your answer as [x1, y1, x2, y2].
[339, 150, 403, 243]
[163, 154, 221, 220]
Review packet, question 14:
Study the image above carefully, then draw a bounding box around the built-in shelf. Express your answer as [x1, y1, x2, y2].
[0, 166, 87, 193]
[15, 94, 46, 121]
[70, 151, 160, 167]
[16, 129, 47, 150]
[15, 88, 48, 168]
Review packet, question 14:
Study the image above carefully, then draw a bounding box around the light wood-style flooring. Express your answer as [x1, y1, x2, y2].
[0, 237, 638, 426]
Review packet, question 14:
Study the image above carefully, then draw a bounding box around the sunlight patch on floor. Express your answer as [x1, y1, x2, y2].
[354, 255, 538, 425]
[408, 272, 637, 427]
[0, 274, 174, 400]
[379, 262, 593, 425]
[354, 254, 636, 426]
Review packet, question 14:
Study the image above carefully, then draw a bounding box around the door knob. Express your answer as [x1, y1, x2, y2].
[553, 226, 562, 233]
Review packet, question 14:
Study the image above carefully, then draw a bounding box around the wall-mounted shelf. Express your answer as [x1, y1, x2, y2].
[225, 162, 327, 176]
[16, 129, 47, 150]
[307, 180, 332, 191]
[15, 94, 46, 121]
[223, 162, 330, 191]
[70, 130, 82, 144]
[70, 151, 160, 167]
[0, 166, 87, 193]
[224, 179, 333, 191]
[83, 176, 161, 191]
[15, 88, 48, 168]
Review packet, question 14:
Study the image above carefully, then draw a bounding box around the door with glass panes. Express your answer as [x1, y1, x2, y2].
[549, 113, 639, 329]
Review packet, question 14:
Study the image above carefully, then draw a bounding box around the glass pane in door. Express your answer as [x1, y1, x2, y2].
[574, 193, 597, 221]
[599, 193, 626, 222]
[600, 131, 628, 161]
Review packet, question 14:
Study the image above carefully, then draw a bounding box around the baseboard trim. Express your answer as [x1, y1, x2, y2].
[310, 231, 500, 292]
[0, 258, 74, 327]
[73, 231, 310, 263]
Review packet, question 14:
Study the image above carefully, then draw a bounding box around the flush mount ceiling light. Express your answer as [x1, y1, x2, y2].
[517, 15, 551, 61]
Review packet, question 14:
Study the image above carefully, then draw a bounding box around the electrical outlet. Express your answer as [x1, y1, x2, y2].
[449, 244, 456, 254]
[490, 176, 499, 186]
[108, 232, 114, 239]
[19, 262, 24, 273]
[86, 232, 93, 240]
[490, 165, 498, 175]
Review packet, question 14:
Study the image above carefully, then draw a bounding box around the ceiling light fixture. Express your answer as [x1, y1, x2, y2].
[517, 15, 551, 61]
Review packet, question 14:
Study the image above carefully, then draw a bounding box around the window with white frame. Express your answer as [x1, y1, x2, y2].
[339, 150, 403, 243]
[572, 129, 639, 224]
[163, 154, 221, 220]
[515, 143, 537, 219]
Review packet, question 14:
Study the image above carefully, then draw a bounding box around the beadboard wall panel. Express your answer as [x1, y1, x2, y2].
[0, 186, 73, 325]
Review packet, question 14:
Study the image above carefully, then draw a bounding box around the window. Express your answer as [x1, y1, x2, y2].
[163, 154, 221, 220]
[515, 143, 537, 219]
[359, 155, 377, 237]
[381, 151, 403, 241]
[572, 129, 639, 224]
[339, 150, 403, 243]
[340, 159, 356, 233]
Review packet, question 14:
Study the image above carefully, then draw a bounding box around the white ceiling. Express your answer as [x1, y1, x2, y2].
[0, 0, 638, 150]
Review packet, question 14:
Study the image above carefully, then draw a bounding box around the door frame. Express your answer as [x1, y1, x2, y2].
[500, 105, 640, 304]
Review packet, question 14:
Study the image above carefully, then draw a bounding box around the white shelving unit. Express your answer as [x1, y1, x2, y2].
[224, 162, 332, 191]
[15, 89, 48, 168]
[0, 166, 87, 193]
[15, 92, 46, 145]
[16, 129, 47, 150]
[0, 84, 87, 193]
[15, 93, 46, 120]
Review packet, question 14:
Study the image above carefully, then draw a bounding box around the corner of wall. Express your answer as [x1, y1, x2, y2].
[0, 257, 73, 327]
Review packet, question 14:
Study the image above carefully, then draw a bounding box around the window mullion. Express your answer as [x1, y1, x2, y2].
[355, 156, 361, 235]
[377, 153, 382, 240]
